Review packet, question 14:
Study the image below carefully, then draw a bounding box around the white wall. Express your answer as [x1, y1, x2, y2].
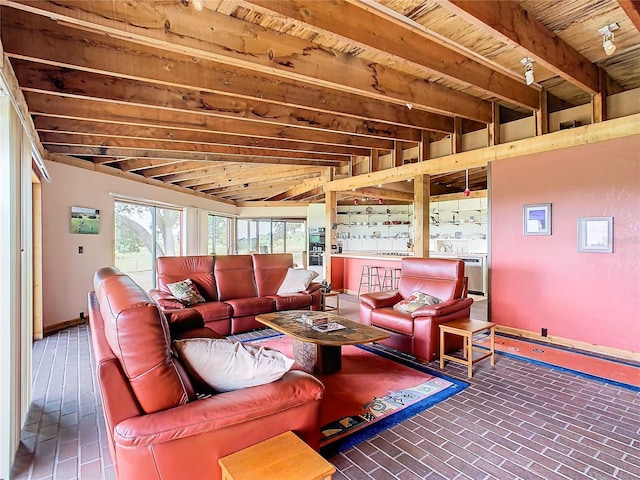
[41, 161, 236, 329]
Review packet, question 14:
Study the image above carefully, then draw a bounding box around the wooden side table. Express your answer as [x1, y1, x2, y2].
[218, 431, 335, 480]
[321, 290, 340, 313]
[439, 318, 496, 378]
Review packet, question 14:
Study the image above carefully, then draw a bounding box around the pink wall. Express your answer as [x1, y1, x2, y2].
[491, 135, 640, 353]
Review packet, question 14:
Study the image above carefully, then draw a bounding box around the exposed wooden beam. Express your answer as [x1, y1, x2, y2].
[536, 89, 548, 136]
[438, 0, 600, 94]
[452, 118, 463, 154]
[38, 132, 348, 163]
[619, 0, 640, 32]
[325, 114, 640, 191]
[24, 92, 395, 150]
[45, 152, 236, 205]
[265, 177, 327, 201]
[34, 117, 370, 157]
[13, 60, 423, 142]
[43, 145, 342, 167]
[2, 1, 491, 122]
[489, 103, 500, 146]
[0, 10, 460, 131]
[248, 0, 538, 110]
[351, 187, 414, 202]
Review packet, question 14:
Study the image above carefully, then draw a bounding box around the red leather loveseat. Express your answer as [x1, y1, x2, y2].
[150, 253, 323, 335]
[89, 266, 324, 480]
[359, 257, 473, 363]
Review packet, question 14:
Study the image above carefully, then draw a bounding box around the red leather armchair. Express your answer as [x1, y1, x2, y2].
[359, 258, 473, 363]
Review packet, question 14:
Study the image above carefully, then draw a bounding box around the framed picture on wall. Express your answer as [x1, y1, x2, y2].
[578, 217, 613, 253]
[523, 203, 551, 236]
[70, 206, 100, 234]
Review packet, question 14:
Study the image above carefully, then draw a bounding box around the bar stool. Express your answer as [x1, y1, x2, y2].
[357, 265, 382, 297]
[381, 267, 402, 290]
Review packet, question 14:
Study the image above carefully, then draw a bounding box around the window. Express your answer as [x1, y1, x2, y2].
[114, 201, 182, 290]
[207, 215, 232, 254]
[234, 218, 306, 266]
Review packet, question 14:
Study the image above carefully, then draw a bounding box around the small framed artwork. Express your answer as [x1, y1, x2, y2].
[523, 203, 552, 236]
[70, 206, 100, 234]
[578, 217, 613, 253]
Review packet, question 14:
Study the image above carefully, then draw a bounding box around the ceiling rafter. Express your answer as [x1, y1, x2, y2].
[1, 0, 492, 121]
[246, 0, 538, 110]
[436, 0, 600, 94]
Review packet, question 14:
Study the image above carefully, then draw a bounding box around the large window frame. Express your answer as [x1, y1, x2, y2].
[234, 217, 306, 265]
[113, 200, 183, 290]
[207, 214, 233, 254]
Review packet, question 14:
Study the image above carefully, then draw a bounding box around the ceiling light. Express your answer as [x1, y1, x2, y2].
[520, 57, 535, 86]
[598, 23, 619, 56]
[191, 0, 205, 11]
[405, 103, 413, 110]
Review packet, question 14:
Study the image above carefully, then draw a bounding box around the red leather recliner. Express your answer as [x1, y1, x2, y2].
[89, 267, 324, 480]
[359, 258, 473, 363]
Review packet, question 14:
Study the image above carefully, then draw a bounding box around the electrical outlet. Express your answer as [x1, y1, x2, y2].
[78, 246, 84, 254]
[541, 327, 548, 337]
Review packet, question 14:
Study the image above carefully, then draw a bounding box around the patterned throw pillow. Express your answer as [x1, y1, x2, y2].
[166, 278, 206, 306]
[393, 291, 442, 313]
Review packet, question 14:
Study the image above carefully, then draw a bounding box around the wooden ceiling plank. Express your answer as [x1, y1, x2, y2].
[0, 10, 463, 129]
[24, 92, 396, 150]
[137, 162, 248, 179]
[1, 1, 491, 122]
[34, 117, 371, 157]
[438, 0, 600, 94]
[12, 60, 423, 142]
[38, 131, 349, 162]
[247, 0, 538, 110]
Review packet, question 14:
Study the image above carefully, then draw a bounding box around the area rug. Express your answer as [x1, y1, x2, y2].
[476, 334, 640, 391]
[245, 335, 468, 456]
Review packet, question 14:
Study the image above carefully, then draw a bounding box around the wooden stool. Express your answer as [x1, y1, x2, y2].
[321, 290, 340, 313]
[381, 267, 402, 290]
[439, 318, 496, 378]
[218, 431, 335, 480]
[357, 265, 382, 297]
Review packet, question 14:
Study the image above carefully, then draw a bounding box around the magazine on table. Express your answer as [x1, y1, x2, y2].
[312, 322, 346, 333]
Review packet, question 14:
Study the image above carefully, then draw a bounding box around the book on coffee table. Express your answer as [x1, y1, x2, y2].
[312, 322, 346, 333]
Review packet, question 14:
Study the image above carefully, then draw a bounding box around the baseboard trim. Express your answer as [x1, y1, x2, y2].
[43, 318, 86, 336]
[496, 325, 640, 363]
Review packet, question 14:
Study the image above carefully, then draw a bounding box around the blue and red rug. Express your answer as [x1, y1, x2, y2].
[247, 335, 467, 456]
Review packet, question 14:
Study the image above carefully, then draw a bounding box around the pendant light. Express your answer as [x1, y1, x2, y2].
[464, 169, 471, 197]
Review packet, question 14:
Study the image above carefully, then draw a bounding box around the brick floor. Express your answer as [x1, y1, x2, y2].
[10, 295, 640, 479]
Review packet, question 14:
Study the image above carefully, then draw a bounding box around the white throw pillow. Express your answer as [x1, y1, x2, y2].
[277, 268, 319, 294]
[173, 338, 294, 392]
[166, 278, 206, 306]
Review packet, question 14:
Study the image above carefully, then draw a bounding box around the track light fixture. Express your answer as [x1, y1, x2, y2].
[520, 57, 535, 86]
[598, 23, 619, 56]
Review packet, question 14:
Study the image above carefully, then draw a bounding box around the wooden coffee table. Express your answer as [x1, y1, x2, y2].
[255, 310, 390, 375]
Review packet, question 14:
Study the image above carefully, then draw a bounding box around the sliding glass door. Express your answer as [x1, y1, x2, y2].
[114, 201, 182, 290]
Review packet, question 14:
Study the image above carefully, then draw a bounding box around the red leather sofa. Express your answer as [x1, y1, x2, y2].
[359, 257, 473, 363]
[89, 266, 324, 480]
[149, 253, 323, 335]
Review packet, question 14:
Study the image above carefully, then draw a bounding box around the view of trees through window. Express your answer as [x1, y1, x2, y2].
[234, 218, 306, 266]
[114, 201, 182, 290]
[208, 215, 231, 254]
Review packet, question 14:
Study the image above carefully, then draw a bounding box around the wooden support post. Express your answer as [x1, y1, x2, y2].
[535, 89, 548, 136]
[413, 174, 430, 258]
[370, 149, 379, 173]
[592, 67, 607, 123]
[393, 141, 403, 167]
[452, 117, 463, 154]
[488, 102, 500, 146]
[419, 130, 430, 161]
[325, 178, 336, 284]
